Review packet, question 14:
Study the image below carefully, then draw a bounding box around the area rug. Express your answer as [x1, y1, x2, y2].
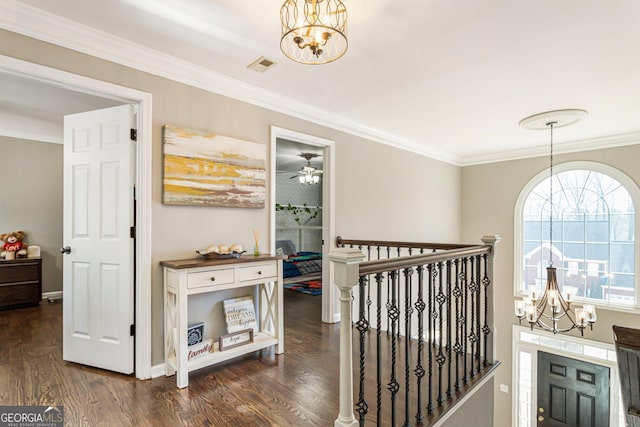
[284, 280, 322, 296]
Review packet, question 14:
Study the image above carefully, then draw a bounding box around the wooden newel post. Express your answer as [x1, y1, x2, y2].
[330, 248, 366, 427]
[481, 235, 501, 365]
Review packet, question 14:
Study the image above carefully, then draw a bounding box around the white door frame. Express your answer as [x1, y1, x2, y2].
[0, 55, 153, 379]
[269, 126, 338, 323]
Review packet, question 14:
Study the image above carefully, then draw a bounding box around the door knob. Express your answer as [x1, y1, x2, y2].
[60, 246, 71, 254]
[538, 415, 544, 422]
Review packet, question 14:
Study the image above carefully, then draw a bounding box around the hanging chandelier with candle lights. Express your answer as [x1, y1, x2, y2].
[515, 109, 597, 335]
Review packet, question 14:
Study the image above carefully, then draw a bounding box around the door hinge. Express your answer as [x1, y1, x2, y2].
[130, 128, 137, 141]
[130, 226, 135, 238]
[130, 324, 135, 336]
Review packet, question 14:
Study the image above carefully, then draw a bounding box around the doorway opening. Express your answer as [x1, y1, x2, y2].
[0, 55, 152, 379]
[512, 325, 624, 426]
[269, 126, 336, 324]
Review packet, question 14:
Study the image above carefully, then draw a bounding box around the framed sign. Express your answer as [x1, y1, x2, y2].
[219, 329, 254, 351]
[223, 296, 258, 333]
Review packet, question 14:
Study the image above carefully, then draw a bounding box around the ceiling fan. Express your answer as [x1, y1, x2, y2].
[291, 153, 323, 185]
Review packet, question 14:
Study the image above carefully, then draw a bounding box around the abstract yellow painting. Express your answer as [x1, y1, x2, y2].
[162, 125, 266, 208]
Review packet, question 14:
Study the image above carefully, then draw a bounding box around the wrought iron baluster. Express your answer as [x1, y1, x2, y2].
[446, 260, 453, 398]
[427, 264, 434, 414]
[462, 258, 469, 385]
[396, 247, 402, 339]
[436, 262, 446, 406]
[386, 247, 391, 333]
[366, 246, 372, 325]
[375, 273, 384, 425]
[468, 256, 477, 378]
[402, 267, 413, 427]
[482, 254, 491, 367]
[453, 259, 462, 391]
[388, 270, 400, 425]
[356, 276, 370, 424]
[475, 255, 482, 374]
[414, 266, 425, 424]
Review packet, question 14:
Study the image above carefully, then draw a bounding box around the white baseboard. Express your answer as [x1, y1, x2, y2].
[42, 291, 63, 300]
[150, 364, 166, 378]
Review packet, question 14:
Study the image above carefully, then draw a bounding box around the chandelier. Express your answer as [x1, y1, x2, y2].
[515, 109, 596, 335]
[280, 0, 348, 64]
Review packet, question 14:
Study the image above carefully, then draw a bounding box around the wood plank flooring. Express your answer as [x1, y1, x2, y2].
[0, 291, 341, 426]
[0, 291, 496, 426]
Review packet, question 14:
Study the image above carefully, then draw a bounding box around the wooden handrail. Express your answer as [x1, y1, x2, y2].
[335, 236, 474, 251]
[331, 235, 500, 426]
[357, 244, 492, 276]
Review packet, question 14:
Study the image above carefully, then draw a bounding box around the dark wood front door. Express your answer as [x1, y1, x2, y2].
[537, 351, 610, 427]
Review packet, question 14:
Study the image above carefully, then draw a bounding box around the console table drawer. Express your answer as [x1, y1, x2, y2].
[187, 268, 235, 289]
[238, 263, 277, 282]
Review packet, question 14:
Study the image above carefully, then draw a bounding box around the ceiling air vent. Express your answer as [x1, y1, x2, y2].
[247, 56, 277, 73]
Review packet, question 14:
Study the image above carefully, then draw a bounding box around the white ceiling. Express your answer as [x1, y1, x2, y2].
[0, 71, 123, 143]
[276, 138, 323, 174]
[3, 0, 640, 164]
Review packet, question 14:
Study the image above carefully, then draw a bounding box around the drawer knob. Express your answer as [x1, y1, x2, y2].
[258, 270, 262, 275]
[210, 277, 216, 282]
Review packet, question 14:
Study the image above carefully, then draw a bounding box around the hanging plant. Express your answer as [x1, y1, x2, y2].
[275, 203, 321, 224]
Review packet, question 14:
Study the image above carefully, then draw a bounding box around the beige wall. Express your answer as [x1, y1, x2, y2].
[461, 144, 640, 427]
[0, 30, 463, 365]
[0, 136, 63, 294]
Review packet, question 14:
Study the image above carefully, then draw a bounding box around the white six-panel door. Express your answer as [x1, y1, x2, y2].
[62, 105, 134, 374]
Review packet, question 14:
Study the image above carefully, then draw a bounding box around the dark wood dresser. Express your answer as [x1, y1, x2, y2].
[0, 257, 42, 310]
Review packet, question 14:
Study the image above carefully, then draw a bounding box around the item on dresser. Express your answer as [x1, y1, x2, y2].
[223, 296, 258, 333]
[0, 230, 28, 259]
[196, 243, 245, 259]
[196, 250, 245, 259]
[27, 245, 40, 258]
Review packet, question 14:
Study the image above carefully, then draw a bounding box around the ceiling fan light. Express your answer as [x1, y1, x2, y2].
[299, 175, 306, 184]
[313, 175, 320, 184]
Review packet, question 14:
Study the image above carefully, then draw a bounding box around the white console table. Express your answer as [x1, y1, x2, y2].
[161, 254, 284, 388]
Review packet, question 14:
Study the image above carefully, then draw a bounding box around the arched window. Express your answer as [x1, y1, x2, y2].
[515, 162, 639, 309]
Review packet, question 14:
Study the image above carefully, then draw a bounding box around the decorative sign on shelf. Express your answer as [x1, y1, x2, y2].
[187, 322, 204, 346]
[223, 296, 258, 334]
[219, 329, 254, 351]
[187, 339, 213, 361]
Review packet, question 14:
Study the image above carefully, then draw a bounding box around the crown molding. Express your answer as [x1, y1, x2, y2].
[459, 131, 640, 166]
[3, 1, 639, 167]
[0, 0, 460, 165]
[0, 129, 62, 144]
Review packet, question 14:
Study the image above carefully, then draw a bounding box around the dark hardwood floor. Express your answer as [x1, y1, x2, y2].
[0, 290, 496, 426]
[0, 291, 339, 426]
